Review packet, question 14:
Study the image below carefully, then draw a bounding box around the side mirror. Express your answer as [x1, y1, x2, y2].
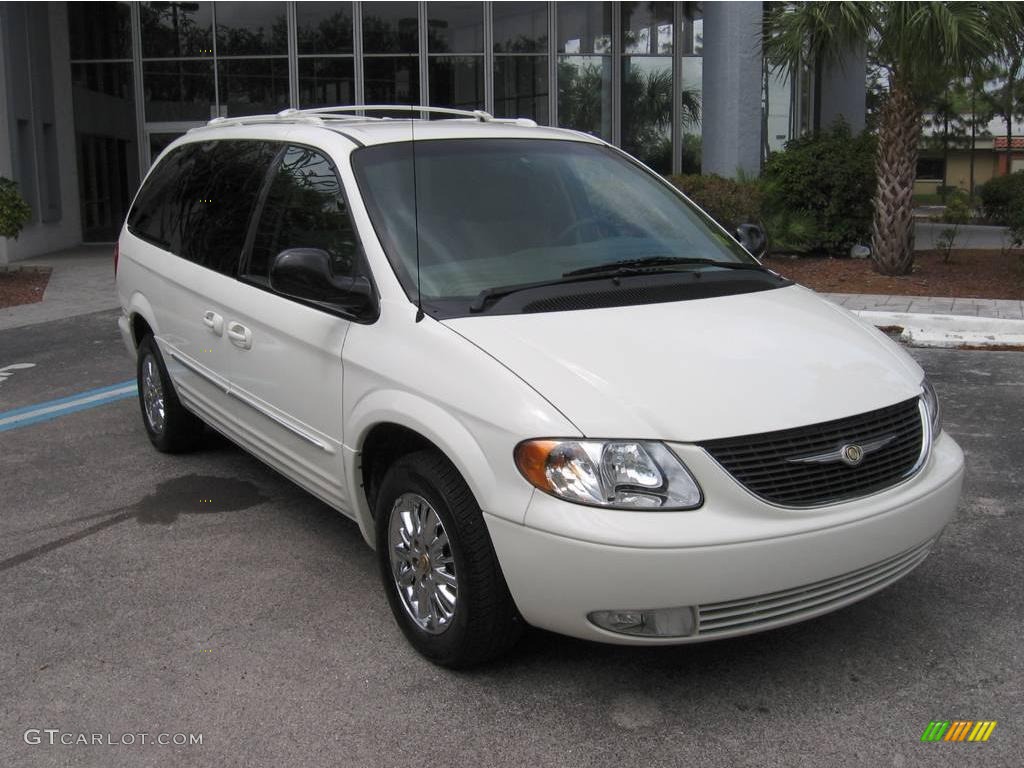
[270, 248, 376, 320]
[735, 223, 769, 259]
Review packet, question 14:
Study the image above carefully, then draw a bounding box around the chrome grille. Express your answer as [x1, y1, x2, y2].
[700, 398, 925, 507]
[697, 537, 936, 636]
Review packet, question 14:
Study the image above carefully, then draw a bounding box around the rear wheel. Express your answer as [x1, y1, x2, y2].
[375, 449, 523, 667]
[137, 335, 204, 453]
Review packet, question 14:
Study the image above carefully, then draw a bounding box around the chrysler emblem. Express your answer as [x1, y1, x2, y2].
[787, 435, 895, 466]
[840, 444, 864, 466]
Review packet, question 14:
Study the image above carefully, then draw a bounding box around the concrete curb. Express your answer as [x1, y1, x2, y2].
[854, 310, 1024, 348]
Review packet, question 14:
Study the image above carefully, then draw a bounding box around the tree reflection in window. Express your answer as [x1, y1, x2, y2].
[248, 146, 359, 282]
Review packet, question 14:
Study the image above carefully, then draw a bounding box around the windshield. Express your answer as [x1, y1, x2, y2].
[351, 138, 756, 303]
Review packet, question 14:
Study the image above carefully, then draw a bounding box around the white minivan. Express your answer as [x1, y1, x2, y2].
[117, 106, 964, 667]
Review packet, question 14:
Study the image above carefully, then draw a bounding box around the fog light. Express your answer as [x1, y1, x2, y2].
[588, 606, 697, 638]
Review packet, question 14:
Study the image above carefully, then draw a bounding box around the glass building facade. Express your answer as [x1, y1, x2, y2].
[64, 1, 814, 243]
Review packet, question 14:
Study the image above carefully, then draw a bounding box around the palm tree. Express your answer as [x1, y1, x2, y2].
[765, 2, 1017, 275]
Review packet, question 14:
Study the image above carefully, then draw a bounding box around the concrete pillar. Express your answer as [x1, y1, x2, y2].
[818, 44, 867, 133]
[701, 1, 762, 178]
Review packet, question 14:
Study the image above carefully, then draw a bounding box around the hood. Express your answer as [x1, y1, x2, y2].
[443, 285, 924, 441]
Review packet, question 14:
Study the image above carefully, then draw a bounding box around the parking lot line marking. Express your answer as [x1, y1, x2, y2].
[0, 380, 137, 433]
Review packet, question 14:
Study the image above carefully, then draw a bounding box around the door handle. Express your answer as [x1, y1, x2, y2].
[226, 321, 252, 350]
[202, 310, 224, 336]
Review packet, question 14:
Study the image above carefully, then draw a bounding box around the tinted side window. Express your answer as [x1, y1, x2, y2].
[127, 143, 201, 254]
[128, 140, 277, 275]
[246, 145, 360, 281]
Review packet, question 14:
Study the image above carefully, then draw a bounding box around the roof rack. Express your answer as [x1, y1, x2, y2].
[204, 104, 496, 129]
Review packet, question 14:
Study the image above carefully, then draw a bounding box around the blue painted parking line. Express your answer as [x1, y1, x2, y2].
[0, 380, 137, 433]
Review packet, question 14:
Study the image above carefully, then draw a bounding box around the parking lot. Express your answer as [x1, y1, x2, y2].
[1, 307, 1021, 768]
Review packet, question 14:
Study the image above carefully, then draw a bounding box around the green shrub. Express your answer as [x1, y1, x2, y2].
[978, 171, 1024, 225]
[668, 173, 763, 234]
[761, 122, 876, 255]
[0, 177, 31, 239]
[936, 191, 971, 262]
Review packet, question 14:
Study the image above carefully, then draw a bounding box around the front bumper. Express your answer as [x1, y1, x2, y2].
[486, 432, 964, 644]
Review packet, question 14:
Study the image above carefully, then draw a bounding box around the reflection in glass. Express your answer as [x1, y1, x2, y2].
[218, 59, 290, 117]
[621, 57, 675, 174]
[494, 56, 548, 123]
[362, 2, 418, 54]
[69, 1, 132, 60]
[429, 57, 484, 111]
[493, 2, 548, 53]
[296, 2, 353, 55]
[72, 62, 134, 100]
[216, 1, 287, 56]
[427, 2, 484, 53]
[557, 57, 611, 140]
[679, 56, 702, 173]
[557, 2, 610, 54]
[299, 58, 356, 108]
[72, 60, 138, 241]
[140, 1, 214, 58]
[622, 2, 673, 55]
[143, 60, 215, 122]
[364, 58, 419, 105]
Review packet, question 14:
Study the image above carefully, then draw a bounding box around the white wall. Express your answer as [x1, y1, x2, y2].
[0, 1, 81, 265]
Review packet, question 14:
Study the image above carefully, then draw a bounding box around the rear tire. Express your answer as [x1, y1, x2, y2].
[375, 449, 523, 668]
[137, 334, 204, 453]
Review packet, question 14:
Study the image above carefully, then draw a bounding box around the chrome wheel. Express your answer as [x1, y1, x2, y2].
[141, 353, 166, 434]
[388, 492, 458, 634]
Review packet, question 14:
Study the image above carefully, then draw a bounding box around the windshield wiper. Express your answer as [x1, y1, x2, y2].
[562, 256, 765, 278]
[469, 276, 591, 313]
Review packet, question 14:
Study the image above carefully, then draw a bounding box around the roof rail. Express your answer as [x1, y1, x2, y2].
[289, 105, 495, 121]
[203, 104, 496, 129]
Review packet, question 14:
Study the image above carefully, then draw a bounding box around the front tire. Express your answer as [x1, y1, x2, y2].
[375, 449, 523, 667]
[136, 335, 204, 453]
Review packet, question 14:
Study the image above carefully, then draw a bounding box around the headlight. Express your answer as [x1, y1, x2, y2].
[514, 439, 702, 510]
[921, 377, 942, 435]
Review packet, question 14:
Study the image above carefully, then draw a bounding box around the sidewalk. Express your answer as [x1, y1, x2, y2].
[0, 245, 116, 332]
[0, 247, 1021, 348]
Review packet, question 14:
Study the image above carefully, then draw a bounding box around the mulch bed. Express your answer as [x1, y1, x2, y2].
[762, 249, 1024, 300]
[0, 267, 52, 308]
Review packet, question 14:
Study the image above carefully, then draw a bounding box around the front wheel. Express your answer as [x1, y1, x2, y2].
[375, 450, 523, 667]
[136, 335, 204, 453]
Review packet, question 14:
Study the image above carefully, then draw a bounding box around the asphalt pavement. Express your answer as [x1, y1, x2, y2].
[0, 309, 1021, 768]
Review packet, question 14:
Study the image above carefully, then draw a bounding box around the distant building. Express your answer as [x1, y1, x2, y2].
[0, 1, 866, 264]
[916, 116, 1024, 198]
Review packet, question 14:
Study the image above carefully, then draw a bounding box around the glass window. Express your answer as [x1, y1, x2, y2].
[622, 57, 673, 173]
[216, 1, 287, 56]
[139, 1, 214, 58]
[494, 56, 548, 123]
[247, 146, 360, 281]
[364, 58, 419, 105]
[298, 58, 356, 108]
[69, 1, 132, 60]
[622, 2, 673, 55]
[351, 139, 754, 304]
[149, 132, 182, 159]
[71, 62, 134, 100]
[193, 141, 279, 274]
[296, 2, 354, 55]
[557, 2, 610, 54]
[143, 60, 215, 122]
[217, 58, 290, 117]
[557, 57, 611, 139]
[429, 57, 483, 111]
[427, 2, 483, 53]
[127, 143, 200, 254]
[679, 56, 702, 173]
[362, 2, 418, 54]
[142, 59, 216, 121]
[493, 2, 548, 53]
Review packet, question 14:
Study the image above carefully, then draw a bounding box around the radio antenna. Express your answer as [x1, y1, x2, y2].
[411, 113, 424, 322]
